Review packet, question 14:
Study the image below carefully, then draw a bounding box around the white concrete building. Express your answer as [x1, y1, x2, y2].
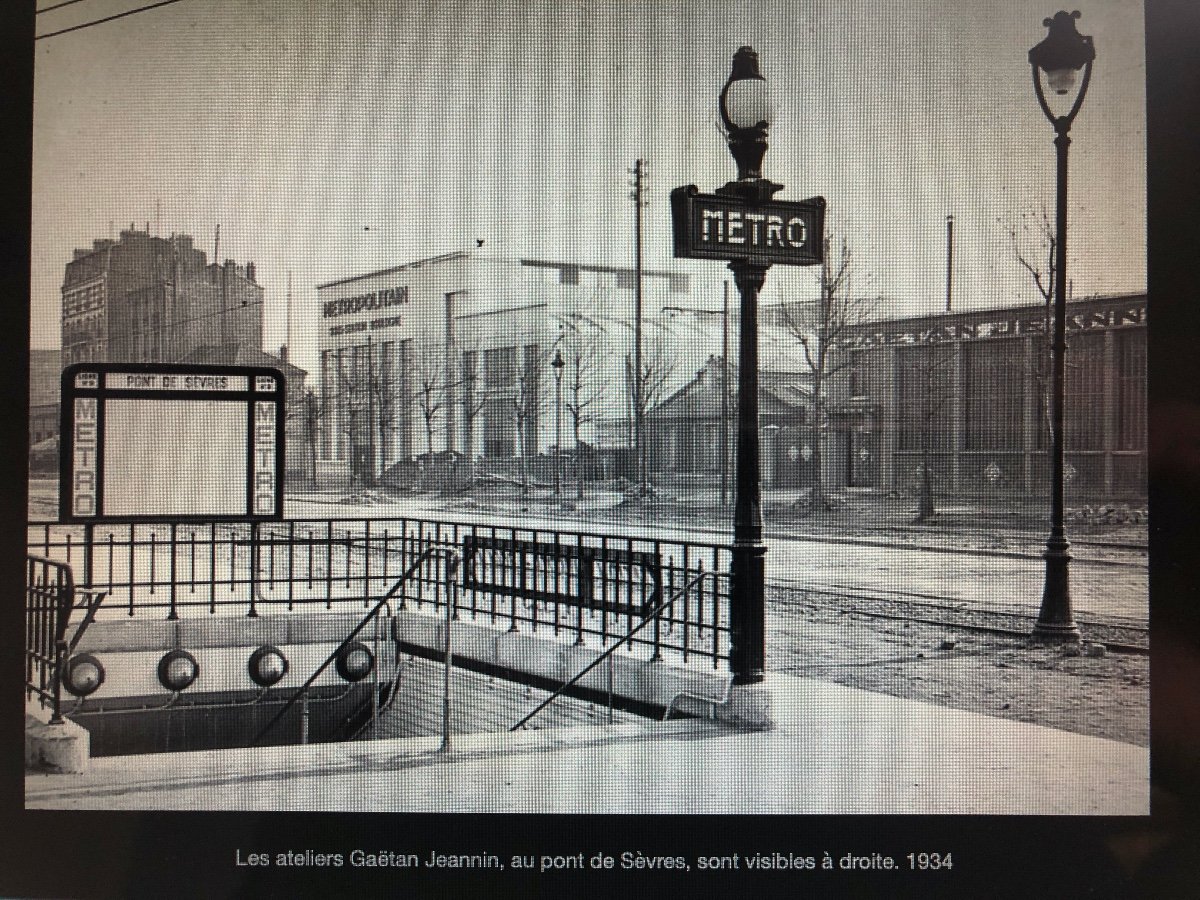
[313, 249, 728, 486]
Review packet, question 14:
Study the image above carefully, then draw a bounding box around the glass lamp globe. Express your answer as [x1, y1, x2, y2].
[723, 77, 772, 129]
[1044, 67, 1078, 95]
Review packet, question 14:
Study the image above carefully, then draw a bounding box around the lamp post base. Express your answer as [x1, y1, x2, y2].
[729, 541, 766, 684]
[1033, 536, 1080, 641]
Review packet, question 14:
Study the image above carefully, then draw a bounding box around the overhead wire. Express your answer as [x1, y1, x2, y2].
[37, 0, 95, 14]
[36, 0, 187, 40]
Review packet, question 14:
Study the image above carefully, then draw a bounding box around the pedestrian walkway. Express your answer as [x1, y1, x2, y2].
[26, 672, 1147, 815]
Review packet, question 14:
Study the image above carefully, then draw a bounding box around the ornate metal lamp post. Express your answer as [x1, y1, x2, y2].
[552, 348, 564, 497]
[671, 47, 824, 684]
[720, 47, 777, 683]
[1029, 11, 1095, 640]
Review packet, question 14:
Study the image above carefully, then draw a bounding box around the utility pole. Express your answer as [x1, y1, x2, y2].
[215, 224, 225, 346]
[631, 158, 647, 490]
[169, 236, 178, 360]
[945, 214, 955, 312]
[286, 271, 293, 356]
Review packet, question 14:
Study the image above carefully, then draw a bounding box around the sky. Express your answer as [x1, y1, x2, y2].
[31, 0, 1147, 376]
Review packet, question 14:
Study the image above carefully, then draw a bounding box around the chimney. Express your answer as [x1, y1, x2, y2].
[279, 344, 288, 363]
[246, 262, 256, 282]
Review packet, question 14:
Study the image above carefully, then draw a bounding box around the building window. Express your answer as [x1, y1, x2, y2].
[1065, 331, 1106, 451]
[462, 349, 480, 456]
[483, 397, 514, 457]
[559, 266, 579, 285]
[964, 339, 1023, 451]
[334, 348, 349, 461]
[848, 350, 864, 398]
[615, 270, 635, 289]
[1115, 329, 1146, 451]
[484, 346, 517, 388]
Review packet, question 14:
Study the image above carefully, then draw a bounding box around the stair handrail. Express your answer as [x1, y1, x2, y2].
[252, 545, 458, 746]
[509, 571, 710, 732]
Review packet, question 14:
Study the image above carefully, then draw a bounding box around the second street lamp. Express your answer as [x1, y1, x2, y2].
[1029, 10, 1095, 641]
[552, 348, 564, 498]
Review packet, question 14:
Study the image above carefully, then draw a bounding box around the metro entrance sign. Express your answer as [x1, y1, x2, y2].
[670, 185, 825, 267]
[674, 44, 830, 687]
[60, 362, 285, 523]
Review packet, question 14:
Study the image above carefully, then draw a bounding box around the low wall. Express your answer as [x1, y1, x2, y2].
[31, 606, 737, 763]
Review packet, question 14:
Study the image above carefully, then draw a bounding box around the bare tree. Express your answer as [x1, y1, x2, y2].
[557, 321, 607, 500]
[1002, 206, 1055, 445]
[410, 344, 451, 462]
[906, 345, 955, 523]
[297, 387, 325, 489]
[628, 325, 678, 493]
[512, 344, 544, 495]
[783, 236, 880, 511]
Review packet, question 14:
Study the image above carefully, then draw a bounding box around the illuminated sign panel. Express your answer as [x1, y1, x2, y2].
[60, 364, 285, 523]
[670, 185, 825, 267]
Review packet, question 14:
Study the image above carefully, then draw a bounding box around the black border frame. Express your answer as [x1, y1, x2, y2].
[5, 1, 1200, 896]
[57, 362, 286, 524]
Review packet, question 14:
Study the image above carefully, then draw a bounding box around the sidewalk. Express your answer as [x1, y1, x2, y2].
[26, 672, 1148, 815]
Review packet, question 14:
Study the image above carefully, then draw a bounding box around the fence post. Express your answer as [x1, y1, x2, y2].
[439, 573, 454, 753]
[247, 522, 259, 618]
[50, 638, 67, 725]
[83, 523, 94, 590]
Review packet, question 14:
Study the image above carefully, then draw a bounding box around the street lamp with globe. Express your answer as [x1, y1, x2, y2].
[1029, 10, 1095, 641]
[718, 45, 779, 684]
[552, 348, 564, 498]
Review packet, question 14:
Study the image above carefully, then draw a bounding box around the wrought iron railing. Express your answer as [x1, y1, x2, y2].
[27, 516, 734, 669]
[25, 556, 74, 724]
[252, 546, 456, 746]
[509, 571, 711, 731]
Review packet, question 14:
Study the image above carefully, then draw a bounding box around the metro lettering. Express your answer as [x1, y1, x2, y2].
[766, 215, 784, 246]
[744, 212, 766, 243]
[696, 207, 811, 250]
[726, 211, 746, 243]
[701, 209, 725, 242]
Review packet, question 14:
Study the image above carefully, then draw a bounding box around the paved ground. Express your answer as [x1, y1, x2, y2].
[26, 672, 1147, 815]
[25, 481, 1150, 816]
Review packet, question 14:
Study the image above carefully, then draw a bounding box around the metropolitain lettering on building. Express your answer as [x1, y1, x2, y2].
[328, 313, 405, 337]
[322, 286, 410, 319]
[670, 185, 825, 267]
[838, 298, 1147, 350]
